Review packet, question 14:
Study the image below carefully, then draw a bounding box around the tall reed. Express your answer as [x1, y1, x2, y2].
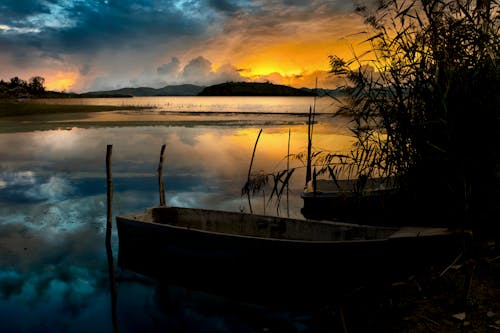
[329, 0, 500, 228]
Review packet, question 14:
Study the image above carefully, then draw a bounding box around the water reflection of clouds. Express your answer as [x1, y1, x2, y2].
[0, 189, 114, 331]
[0, 123, 350, 243]
[26, 176, 74, 202]
[0, 172, 74, 204]
[0, 124, 352, 184]
[0, 171, 36, 187]
[0, 197, 106, 270]
[0, 116, 354, 330]
[0, 124, 348, 255]
[0, 266, 113, 332]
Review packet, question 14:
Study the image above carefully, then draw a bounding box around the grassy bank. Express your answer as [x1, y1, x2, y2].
[0, 100, 152, 117]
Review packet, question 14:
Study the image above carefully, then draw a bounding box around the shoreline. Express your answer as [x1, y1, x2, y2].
[0, 100, 154, 118]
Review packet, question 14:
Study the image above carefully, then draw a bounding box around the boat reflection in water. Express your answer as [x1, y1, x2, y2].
[116, 205, 471, 305]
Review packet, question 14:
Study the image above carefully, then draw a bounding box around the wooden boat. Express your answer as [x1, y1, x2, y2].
[301, 177, 401, 223]
[116, 206, 470, 300]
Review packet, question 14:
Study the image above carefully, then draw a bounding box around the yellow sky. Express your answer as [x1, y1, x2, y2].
[44, 72, 79, 92]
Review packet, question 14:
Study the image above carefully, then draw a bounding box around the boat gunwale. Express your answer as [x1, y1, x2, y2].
[117, 215, 394, 244]
[116, 207, 457, 245]
[119, 206, 399, 229]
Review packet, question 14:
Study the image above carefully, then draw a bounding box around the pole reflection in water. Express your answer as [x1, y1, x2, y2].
[106, 144, 119, 333]
[106, 234, 119, 333]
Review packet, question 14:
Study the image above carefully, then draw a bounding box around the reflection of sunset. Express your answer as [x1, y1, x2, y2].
[3, 96, 355, 185]
[35, 128, 79, 151]
[231, 126, 354, 172]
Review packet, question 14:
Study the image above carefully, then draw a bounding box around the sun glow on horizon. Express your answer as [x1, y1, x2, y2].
[45, 72, 78, 92]
[230, 37, 370, 88]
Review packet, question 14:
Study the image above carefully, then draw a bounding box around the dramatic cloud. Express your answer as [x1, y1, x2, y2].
[87, 55, 246, 90]
[0, 0, 369, 91]
[157, 57, 181, 76]
[181, 56, 213, 83]
[215, 64, 247, 83]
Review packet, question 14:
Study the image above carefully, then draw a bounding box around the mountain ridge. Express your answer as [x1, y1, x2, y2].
[86, 82, 345, 97]
[1, 82, 344, 98]
[85, 84, 204, 97]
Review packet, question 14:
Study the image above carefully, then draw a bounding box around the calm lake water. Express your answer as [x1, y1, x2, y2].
[0, 96, 354, 332]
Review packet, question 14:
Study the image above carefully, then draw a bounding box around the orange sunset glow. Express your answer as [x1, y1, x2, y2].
[229, 36, 370, 88]
[237, 40, 352, 77]
[44, 72, 79, 92]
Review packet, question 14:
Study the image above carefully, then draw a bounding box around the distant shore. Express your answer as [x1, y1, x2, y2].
[0, 99, 153, 118]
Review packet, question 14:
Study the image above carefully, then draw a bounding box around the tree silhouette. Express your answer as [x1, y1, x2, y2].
[0, 76, 46, 97]
[28, 76, 45, 95]
[8, 77, 28, 89]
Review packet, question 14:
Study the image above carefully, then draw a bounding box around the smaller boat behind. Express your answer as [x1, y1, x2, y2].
[117, 206, 470, 300]
[301, 177, 401, 222]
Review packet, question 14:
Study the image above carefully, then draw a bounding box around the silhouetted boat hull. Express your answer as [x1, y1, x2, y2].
[116, 206, 470, 300]
[301, 178, 401, 223]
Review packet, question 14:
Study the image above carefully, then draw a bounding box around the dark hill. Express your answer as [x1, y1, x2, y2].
[198, 82, 315, 96]
[86, 84, 204, 97]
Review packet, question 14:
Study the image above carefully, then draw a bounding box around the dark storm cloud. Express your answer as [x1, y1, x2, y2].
[193, 0, 358, 66]
[54, 2, 207, 54]
[283, 0, 310, 6]
[207, 0, 240, 13]
[0, 0, 214, 63]
[225, 0, 356, 35]
[0, 0, 52, 24]
[1, 0, 355, 61]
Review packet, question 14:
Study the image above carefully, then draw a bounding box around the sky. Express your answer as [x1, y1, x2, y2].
[0, 0, 371, 92]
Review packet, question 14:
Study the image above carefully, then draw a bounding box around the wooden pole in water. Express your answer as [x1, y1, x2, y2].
[106, 144, 113, 245]
[105, 144, 119, 332]
[158, 144, 166, 206]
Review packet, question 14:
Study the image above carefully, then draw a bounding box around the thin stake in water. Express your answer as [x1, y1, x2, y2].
[105, 144, 119, 333]
[246, 129, 263, 214]
[158, 144, 166, 206]
[106, 144, 113, 244]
